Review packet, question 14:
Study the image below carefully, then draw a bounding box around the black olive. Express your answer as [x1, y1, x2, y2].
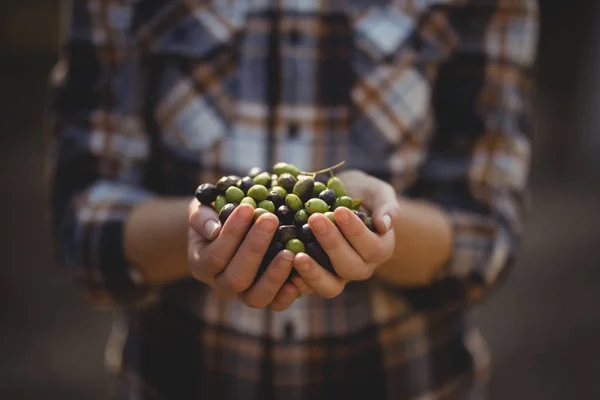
[254, 240, 285, 282]
[216, 176, 237, 192]
[354, 211, 368, 223]
[195, 183, 220, 205]
[218, 203, 237, 225]
[318, 189, 336, 206]
[305, 242, 335, 275]
[277, 225, 297, 244]
[276, 205, 294, 225]
[267, 191, 284, 208]
[237, 176, 255, 194]
[299, 224, 314, 242]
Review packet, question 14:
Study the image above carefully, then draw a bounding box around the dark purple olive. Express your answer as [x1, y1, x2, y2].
[277, 173, 297, 192]
[254, 240, 285, 282]
[365, 217, 376, 233]
[314, 172, 330, 185]
[216, 176, 237, 192]
[318, 189, 336, 206]
[277, 225, 297, 244]
[276, 205, 294, 225]
[267, 191, 284, 208]
[195, 183, 220, 205]
[299, 224, 314, 242]
[354, 210, 368, 223]
[237, 176, 255, 194]
[306, 242, 335, 275]
[218, 203, 237, 225]
[247, 167, 263, 178]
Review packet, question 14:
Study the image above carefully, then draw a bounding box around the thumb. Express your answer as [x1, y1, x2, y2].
[189, 200, 221, 241]
[363, 178, 401, 235]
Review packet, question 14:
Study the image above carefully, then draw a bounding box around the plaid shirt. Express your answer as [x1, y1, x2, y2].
[46, 0, 538, 398]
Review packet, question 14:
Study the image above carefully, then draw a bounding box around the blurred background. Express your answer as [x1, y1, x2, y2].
[0, 1, 599, 399]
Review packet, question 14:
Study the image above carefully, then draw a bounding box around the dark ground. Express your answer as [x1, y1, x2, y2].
[1, 1, 600, 399]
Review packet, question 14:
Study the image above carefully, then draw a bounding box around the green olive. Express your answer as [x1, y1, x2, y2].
[294, 209, 309, 225]
[313, 181, 327, 197]
[226, 186, 245, 204]
[253, 172, 272, 187]
[273, 162, 300, 177]
[240, 197, 257, 208]
[277, 173, 297, 192]
[324, 211, 336, 225]
[214, 194, 227, 213]
[332, 195, 353, 210]
[271, 185, 287, 198]
[293, 176, 315, 201]
[285, 194, 303, 212]
[253, 208, 270, 222]
[248, 185, 269, 202]
[327, 177, 347, 197]
[285, 238, 305, 255]
[305, 198, 329, 214]
[257, 200, 275, 213]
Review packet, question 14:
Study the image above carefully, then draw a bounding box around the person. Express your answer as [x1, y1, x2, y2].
[45, 0, 538, 398]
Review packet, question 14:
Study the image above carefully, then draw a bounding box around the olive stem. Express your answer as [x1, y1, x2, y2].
[300, 160, 346, 177]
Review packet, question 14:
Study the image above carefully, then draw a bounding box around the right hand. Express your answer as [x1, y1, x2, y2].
[187, 199, 300, 311]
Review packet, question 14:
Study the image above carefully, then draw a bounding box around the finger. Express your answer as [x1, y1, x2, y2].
[290, 275, 314, 297]
[307, 213, 370, 281]
[270, 283, 299, 312]
[189, 201, 221, 241]
[293, 252, 345, 299]
[214, 212, 279, 295]
[333, 206, 394, 264]
[242, 250, 295, 308]
[363, 180, 401, 235]
[191, 204, 254, 282]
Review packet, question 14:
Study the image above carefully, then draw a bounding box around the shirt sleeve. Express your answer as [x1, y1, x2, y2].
[45, 0, 157, 308]
[404, 0, 539, 306]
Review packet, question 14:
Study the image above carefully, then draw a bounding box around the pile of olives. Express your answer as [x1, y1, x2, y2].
[194, 161, 375, 279]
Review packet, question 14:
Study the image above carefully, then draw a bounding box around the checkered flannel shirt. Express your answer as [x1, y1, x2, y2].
[46, 0, 538, 398]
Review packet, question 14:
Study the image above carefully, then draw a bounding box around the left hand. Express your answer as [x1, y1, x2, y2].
[290, 170, 401, 299]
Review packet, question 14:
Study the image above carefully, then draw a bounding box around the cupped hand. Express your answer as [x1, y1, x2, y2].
[187, 199, 299, 311]
[290, 170, 401, 299]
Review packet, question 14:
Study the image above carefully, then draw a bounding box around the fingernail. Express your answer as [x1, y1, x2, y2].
[204, 220, 220, 240]
[238, 204, 253, 220]
[382, 215, 392, 232]
[258, 216, 277, 233]
[335, 209, 349, 225]
[311, 216, 327, 234]
[281, 250, 295, 262]
[294, 259, 308, 272]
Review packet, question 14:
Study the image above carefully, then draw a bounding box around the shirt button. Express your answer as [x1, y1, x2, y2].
[287, 124, 300, 139]
[289, 28, 302, 45]
[284, 321, 295, 341]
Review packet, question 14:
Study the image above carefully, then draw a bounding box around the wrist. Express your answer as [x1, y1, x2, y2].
[124, 197, 192, 284]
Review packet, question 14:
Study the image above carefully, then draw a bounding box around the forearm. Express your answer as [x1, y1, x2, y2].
[124, 197, 192, 284]
[374, 197, 453, 287]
